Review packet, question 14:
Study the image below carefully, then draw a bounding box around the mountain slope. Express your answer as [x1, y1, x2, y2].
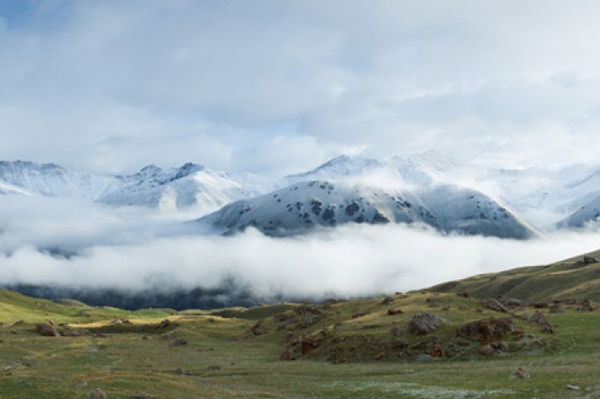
[0, 160, 274, 214]
[198, 180, 536, 239]
[430, 248, 600, 301]
[0, 160, 112, 200]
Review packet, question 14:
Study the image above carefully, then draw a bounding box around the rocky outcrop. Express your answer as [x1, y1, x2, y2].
[407, 312, 444, 335]
[456, 318, 515, 343]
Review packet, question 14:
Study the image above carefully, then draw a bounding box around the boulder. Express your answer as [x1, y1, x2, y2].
[34, 323, 59, 337]
[479, 344, 495, 356]
[482, 298, 508, 313]
[407, 312, 444, 335]
[529, 311, 554, 334]
[577, 299, 595, 312]
[87, 388, 107, 399]
[515, 366, 530, 379]
[456, 318, 515, 343]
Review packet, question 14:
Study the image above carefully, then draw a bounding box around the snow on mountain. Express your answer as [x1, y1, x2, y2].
[0, 160, 275, 215]
[97, 162, 275, 213]
[4, 153, 600, 235]
[557, 194, 600, 228]
[198, 179, 536, 239]
[0, 179, 31, 196]
[0, 160, 112, 200]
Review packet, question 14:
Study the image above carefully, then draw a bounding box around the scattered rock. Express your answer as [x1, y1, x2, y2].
[351, 311, 370, 319]
[390, 327, 403, 337]
[529, 311, 554, 334]
[301, 334, 324, 354]
[387, 308, 404, 316]
[583, 255, 598, 264]
[425, 339, 444, 358]
[75, 380, 88, 389]
[111, 319, 123, 324]
[479, 344, 495, 356]
[407, 312, 444, 335]
[93, 333, 110, 339]
[0, 322, 9, 328]
[482, 298, 508, 313]
[156, 319, 171, 329]
[380, 296, 394, 305]
[532, 302, 548, 309]
[279, 348, 295, 361]
[171, 338, 188, 346]
[456, 318, 515, 343]
[566, 384, 581, 391]
[515, 366, 530, 379]
[134, 393, 156, 399]
[34, 323, 59, 337]
[549, 304, 563, 313]
[62, 329, 81, 337]
[250, 320, 268, 336]
[577, 299, 595, 312]
[87, 388, 107, 399]
[499, 297, 523, 309]
[207, 365, 221, 371]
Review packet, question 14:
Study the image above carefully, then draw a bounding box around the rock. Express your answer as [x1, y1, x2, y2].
[207, 365, 221, 371]
[380, 296, 394, 305]
[34, 323, 59, 337]
[529, 311, 554, 334]
[566, 384, 581, 391]
[482, 298, 508, 313]
[62, 329, 81, 337]
[279, 348, 295, 361]
[499, 297, 523, 309]
[171, 338, 188, 346]
[87, 388, 107, 399]
[351, 311, 370, 319]
[134, 393, 156, 399]
[407, 312, 444, 335]
[583, 255, 598, 264]
[456, 318, 515, 343]
[515, 366, 530, 379]
[577, 299, 595, 312]
[387, 308, 404, 316]
[479, 344, 495, 356]
[156, 319, 171, 329]
[426, 339, 444, 358]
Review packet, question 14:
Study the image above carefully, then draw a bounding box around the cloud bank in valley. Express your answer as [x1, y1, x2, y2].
[1, 197, 599, 300]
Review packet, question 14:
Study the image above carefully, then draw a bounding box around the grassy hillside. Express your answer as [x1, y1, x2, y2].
[430, 250, 600, 302]
[1, 249, 600, 398]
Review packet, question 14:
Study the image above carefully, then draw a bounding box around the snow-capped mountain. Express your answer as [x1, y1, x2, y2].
[0, 160, 275, 214]
[198, 179, 536, 239]
[96, 162, 276, 212]
[0, 160, 111, 200]
[4, 153, 600, 237]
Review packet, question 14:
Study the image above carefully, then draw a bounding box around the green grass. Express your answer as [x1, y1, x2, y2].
[2, 286, 600, 398]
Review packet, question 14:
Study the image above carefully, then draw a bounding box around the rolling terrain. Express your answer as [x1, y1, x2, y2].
[1, 250, 600, 398]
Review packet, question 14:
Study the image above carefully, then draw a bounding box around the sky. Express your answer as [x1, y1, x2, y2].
[2, 1, 600, 300]
[1, 1, 600, 176]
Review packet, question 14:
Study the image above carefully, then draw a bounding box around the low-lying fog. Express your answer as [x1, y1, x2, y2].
[1, 196, 599, 300]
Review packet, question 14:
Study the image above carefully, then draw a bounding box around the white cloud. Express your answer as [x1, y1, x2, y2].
[1, 196, 599, 298]
[1, 1, 600, 172]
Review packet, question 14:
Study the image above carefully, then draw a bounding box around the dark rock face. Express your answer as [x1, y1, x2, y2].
[407, 312, 444, 335]
[456, 318, 515, 343]
[482, 298, 508, 313]
[34, 323, 59, 337]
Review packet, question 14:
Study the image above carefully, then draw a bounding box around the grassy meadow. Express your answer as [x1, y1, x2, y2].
[2, 254, 600, 398]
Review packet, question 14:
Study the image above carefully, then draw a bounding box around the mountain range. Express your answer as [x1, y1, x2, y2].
[2, 152, 600, 238]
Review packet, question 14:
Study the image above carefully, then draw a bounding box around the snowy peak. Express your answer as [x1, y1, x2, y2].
[0, 160, 111, 200]
[199, 179, 536, 239]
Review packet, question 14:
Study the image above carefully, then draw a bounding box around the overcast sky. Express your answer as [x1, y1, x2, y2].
[1, 1, 600, 176]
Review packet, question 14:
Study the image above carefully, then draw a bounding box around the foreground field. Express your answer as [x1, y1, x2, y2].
[1, 283, 600, 399]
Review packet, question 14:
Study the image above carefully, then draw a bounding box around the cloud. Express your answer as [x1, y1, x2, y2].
[2, 195, 599, 299]
[1, 1, 600, 174]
